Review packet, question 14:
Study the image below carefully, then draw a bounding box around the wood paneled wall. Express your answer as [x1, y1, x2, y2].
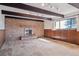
[44, 29, 78, 44]
[0, 30, 5, 48]
[5, 18, 44, 40]
[77, 31, 79, 44]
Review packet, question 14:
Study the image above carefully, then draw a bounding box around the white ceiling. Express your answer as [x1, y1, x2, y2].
[25, 3, 79, 15]
[24, 3, 79, 19]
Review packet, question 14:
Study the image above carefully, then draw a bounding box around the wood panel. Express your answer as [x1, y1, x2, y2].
[44, 29, 52, 37]
[44, 29, 77, 44]
[5, 17, 44, 40]
[67, 30, 76, 44]
[76, 31, 79, 44]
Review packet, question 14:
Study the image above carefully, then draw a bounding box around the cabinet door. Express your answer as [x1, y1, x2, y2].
[76, 31, 79, 44]
[67, 30, 77, 44]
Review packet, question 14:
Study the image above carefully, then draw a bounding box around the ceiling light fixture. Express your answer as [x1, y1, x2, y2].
[47, 3, 59, 12]
[41, 3, 45, 6]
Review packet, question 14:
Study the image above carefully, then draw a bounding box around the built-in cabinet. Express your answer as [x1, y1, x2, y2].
[44, 29, 78, 44]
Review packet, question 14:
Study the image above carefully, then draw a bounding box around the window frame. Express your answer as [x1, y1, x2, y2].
[54, 17, 76, 30]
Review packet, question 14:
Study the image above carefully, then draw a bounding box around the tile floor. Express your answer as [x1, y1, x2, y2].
[0, 38, 79, 56]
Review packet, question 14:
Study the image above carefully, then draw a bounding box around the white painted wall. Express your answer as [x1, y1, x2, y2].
[44, 20, 53, 29]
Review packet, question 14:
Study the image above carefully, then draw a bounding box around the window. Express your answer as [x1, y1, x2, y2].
[0, 16, 5, 30]
[54, 18, 76, 29]
[64, 18, 76, 29]
[60, 20, 67, 29]
[55, 21, 60, 29]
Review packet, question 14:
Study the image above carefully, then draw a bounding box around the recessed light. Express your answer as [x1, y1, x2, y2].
[41, 3, 45, 6]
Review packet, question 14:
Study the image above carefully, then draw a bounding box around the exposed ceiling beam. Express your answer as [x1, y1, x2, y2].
[68, 3, 79, 9]
[2, 10, 52, 20]
[0, 3, 64, 18]
[5, 16, 44, 22]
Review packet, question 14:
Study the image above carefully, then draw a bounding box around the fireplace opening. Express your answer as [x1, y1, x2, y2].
[24, 28, 32, 36]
